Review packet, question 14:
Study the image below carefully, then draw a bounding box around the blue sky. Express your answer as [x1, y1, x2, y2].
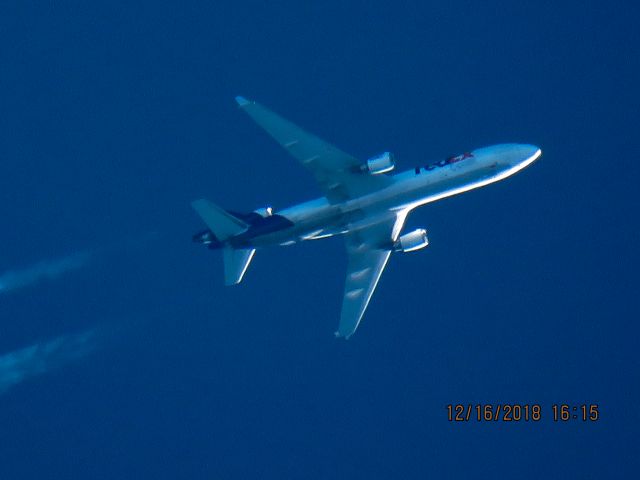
[1, 1, 639, 478]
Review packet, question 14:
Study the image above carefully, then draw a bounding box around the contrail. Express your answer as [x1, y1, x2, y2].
[0, 328, 98, 395]
[0, 232, 160, 295]
[0, 251, 91, 294]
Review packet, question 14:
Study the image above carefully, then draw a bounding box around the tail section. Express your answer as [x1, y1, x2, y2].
[192, 198, 256, 285]
[191, 199, 248, 241]
[223, 247, 256, 285]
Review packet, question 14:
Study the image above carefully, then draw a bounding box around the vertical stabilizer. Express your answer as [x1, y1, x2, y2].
[223, 247, 256, 285]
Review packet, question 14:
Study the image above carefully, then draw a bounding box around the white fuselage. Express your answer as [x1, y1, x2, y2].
[248, 144, 541, 247]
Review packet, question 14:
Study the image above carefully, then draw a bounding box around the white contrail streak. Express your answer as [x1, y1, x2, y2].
[0, 251, 91, 294]
[0, 328, 98, 395]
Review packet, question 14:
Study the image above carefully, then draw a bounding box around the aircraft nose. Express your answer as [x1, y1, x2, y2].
[515, 144, 542, 166]
[475, 144, 541, 168]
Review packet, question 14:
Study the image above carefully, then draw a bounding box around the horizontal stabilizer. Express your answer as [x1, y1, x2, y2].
[223, 247, 256, 285]
[191, 199, 247, 241]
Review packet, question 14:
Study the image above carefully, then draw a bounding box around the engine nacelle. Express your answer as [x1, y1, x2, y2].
[362, 152, 395, 175]
[394, 229, 429, 252]
[253, 206, 273, 217]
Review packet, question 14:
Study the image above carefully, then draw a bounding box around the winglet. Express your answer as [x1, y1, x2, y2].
[235, 96, 250, 106]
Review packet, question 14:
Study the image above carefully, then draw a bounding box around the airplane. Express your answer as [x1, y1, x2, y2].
[192, 96, 541, 339]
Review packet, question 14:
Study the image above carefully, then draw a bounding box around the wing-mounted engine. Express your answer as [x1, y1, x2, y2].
[393, 228, 429, 252]
[361, 152, 395, 175]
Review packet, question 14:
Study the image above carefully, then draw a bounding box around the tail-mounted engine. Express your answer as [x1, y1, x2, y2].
[253, 206, 273, 217]
[361, 152, 395, 175]
[393, 228, 429, 252]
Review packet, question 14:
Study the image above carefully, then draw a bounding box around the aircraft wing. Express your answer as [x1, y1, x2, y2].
[335, 211, 409, 339]
[235, 96, 392, 203]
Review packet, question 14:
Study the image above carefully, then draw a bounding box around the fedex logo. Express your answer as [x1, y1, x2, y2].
[414, 152, 474, 174]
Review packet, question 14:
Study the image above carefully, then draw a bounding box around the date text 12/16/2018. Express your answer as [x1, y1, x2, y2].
[446, 404, 599, 422]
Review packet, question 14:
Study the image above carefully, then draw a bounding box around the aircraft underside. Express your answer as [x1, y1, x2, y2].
[191, 96, 541, 338]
